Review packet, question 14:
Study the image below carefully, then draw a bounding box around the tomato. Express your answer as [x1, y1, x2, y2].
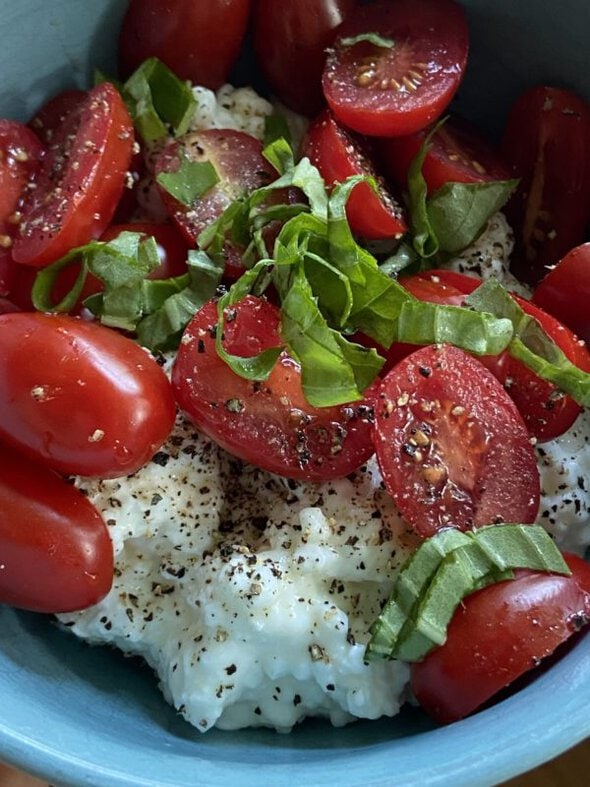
[379, 117, 511, 193]
[373, 344, 540, 539]
[533, 243, 590, 346]
[11, 83, 134, 269]
[0, 312, 176, 478]
[0, 297, 19, 314]
[253, 0, 356, 117]
[0, 444, 113, 613]
[322, 0, 469, 137]
[172, 296, 377, 481]
[28, 89, 86, 144]
[118, 0, 250, 89]
[303, 110, 407, 240]
[403, 270, 590, 442]
[411, 553, 590, 724]
[156, 129, 280, 278]
[0, 121, 44, 294]
[501, 86, 590, 285]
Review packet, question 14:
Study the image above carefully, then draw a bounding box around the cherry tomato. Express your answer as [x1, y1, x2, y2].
[303, 110, 407, 240]
[373, 344, 540, 539]
[322, 0, 469, 137]
[501, 86, 590, 285]
[118, 0, 250, 89]
[0, 312, 176, 478]
[403, 270, 590, 442]
[0, 297, 19, 314]
[253, 0, 356, 117]
[533, 243, 590, 346]
[379, 117, 511, 193]
[172, 296, 377, 481]
[411, 553, 590, 724]
[11, 83, 134, 269]
[0, 121, 44, 294]
[28, 89, 86, 144]
[0, 444, 113, 613]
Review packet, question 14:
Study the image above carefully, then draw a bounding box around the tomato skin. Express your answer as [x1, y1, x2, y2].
[253, 0, 356, 117]
[322, 0, 469, 137]
[501, 86, 590, 285]
[0, 312, 176, 478]
[0, 444, 114, 613]
[303, 110, 407, 240]
[172, 296, 377, 481]
[118, 0, 250, 89]
[411, 553, 590, 724]
[533, 243, 590, 347]
[379, 117, 511, 193]
[373, 344, 540, 539]
[12, 83, 134, 269]
[28, 89, 86, 145]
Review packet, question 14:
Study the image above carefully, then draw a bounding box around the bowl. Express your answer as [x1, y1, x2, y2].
[1, 1, 589, 785]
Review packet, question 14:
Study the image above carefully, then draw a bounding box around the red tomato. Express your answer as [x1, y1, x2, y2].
[172, 296, 377, 481]
[303, 110, 407, 240]
[501, 86, 590, 285]
[11, 83, 134, 269]
[0, 312, 176, 478]
[322, 0, 469, 137]
[411, 553, 590, 724]
[253, 0, 356, 117]
[533, 243, 590, 346]
[373, 344, 540, 539]
[379, 117, 511, 193]
[118, 0, 250, 89]
[0, 297, 19, 314]
[0, 444, 113, 613]
[28, 89, 86, 144]
[0, 121, 44, 294]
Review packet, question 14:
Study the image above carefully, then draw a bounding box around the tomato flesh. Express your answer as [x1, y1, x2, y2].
[0, 444, 113, 613]
[322, 0, 469, 137]
[411, 553, 590, 724]
[0, 312, 176, 478]
[373, 344, 540, 538]
[172, 296, 377, 481]
[28, 89, 86, 145]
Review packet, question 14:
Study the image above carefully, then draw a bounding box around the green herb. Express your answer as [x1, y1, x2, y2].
[156, 155, 219, 206]
[339, 33, 395, 48]
[365, 524, 571, 663]
[263, 112, 292, 148]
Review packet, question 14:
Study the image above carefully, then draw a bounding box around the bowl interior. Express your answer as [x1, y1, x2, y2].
[1, 1, 590, 785]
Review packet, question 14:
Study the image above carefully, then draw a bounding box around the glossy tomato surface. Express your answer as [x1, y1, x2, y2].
[501, 86, 590, 285]
[28, 89, 86, 145]
[172, 296, 377, 481]
[253, 0, 356, 116]
[373, 344, 540, 538]
[411, 553, 590, 724]
[303, 110, 407, 239]
[0, 312, 176, 478]
[118, 0, 250, 89]
[322, 0, 469, 136]
[12, 83, 134, 269]
[0, 444, 114, 613]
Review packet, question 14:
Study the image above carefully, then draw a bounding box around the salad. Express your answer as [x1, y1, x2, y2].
[1, 0, 590, 733]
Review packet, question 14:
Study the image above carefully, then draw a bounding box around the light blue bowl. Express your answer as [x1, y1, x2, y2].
[1, 2, 589, 785]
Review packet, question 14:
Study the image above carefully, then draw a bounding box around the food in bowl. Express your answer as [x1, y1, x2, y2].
[1, 0, 590, 743]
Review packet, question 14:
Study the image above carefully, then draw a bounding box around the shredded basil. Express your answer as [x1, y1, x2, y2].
[156, 156, 219, 206]
[339, 32, 395, 49]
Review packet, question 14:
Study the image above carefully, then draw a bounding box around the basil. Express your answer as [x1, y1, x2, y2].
[156, 156, 219, 206]
[339, 33, 395, 49]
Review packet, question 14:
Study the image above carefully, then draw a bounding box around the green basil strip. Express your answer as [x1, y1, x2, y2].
[262, 136, 295, 176]
[365, 524, 570, 664]
[123, 57, 196, 141]
[263, 113, 293, 149]
[406, 127, 439, 259]
[303, 252, 354, 328]
[32, 248, 96, 312]
[379, 241, 421, 277]
[156, 157, 219, 206]
[339, 32, 395, 48]
[465, 278, 590, 406]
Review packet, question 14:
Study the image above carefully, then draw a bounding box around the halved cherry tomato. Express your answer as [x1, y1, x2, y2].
[253, 0, 356, 117]
[303, 110, 407, 240]
[0, 444, 113, 613]
[402, 270, 590, 442]
[0, 121, 44, 294]
[172, 296, 377, 481]
[501, 86, 590, 285]
[379, 117, 511, 193]
[533, 243, 590, 346]
[411, 553, 590, 724]
[0, 312, 176, 478]
[28, 89, 86, 145]
[322, 0, 469, 137]
[11, 83, 134, 269]
[118, 0, 250, 89]
[373, 344, 540, 539]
